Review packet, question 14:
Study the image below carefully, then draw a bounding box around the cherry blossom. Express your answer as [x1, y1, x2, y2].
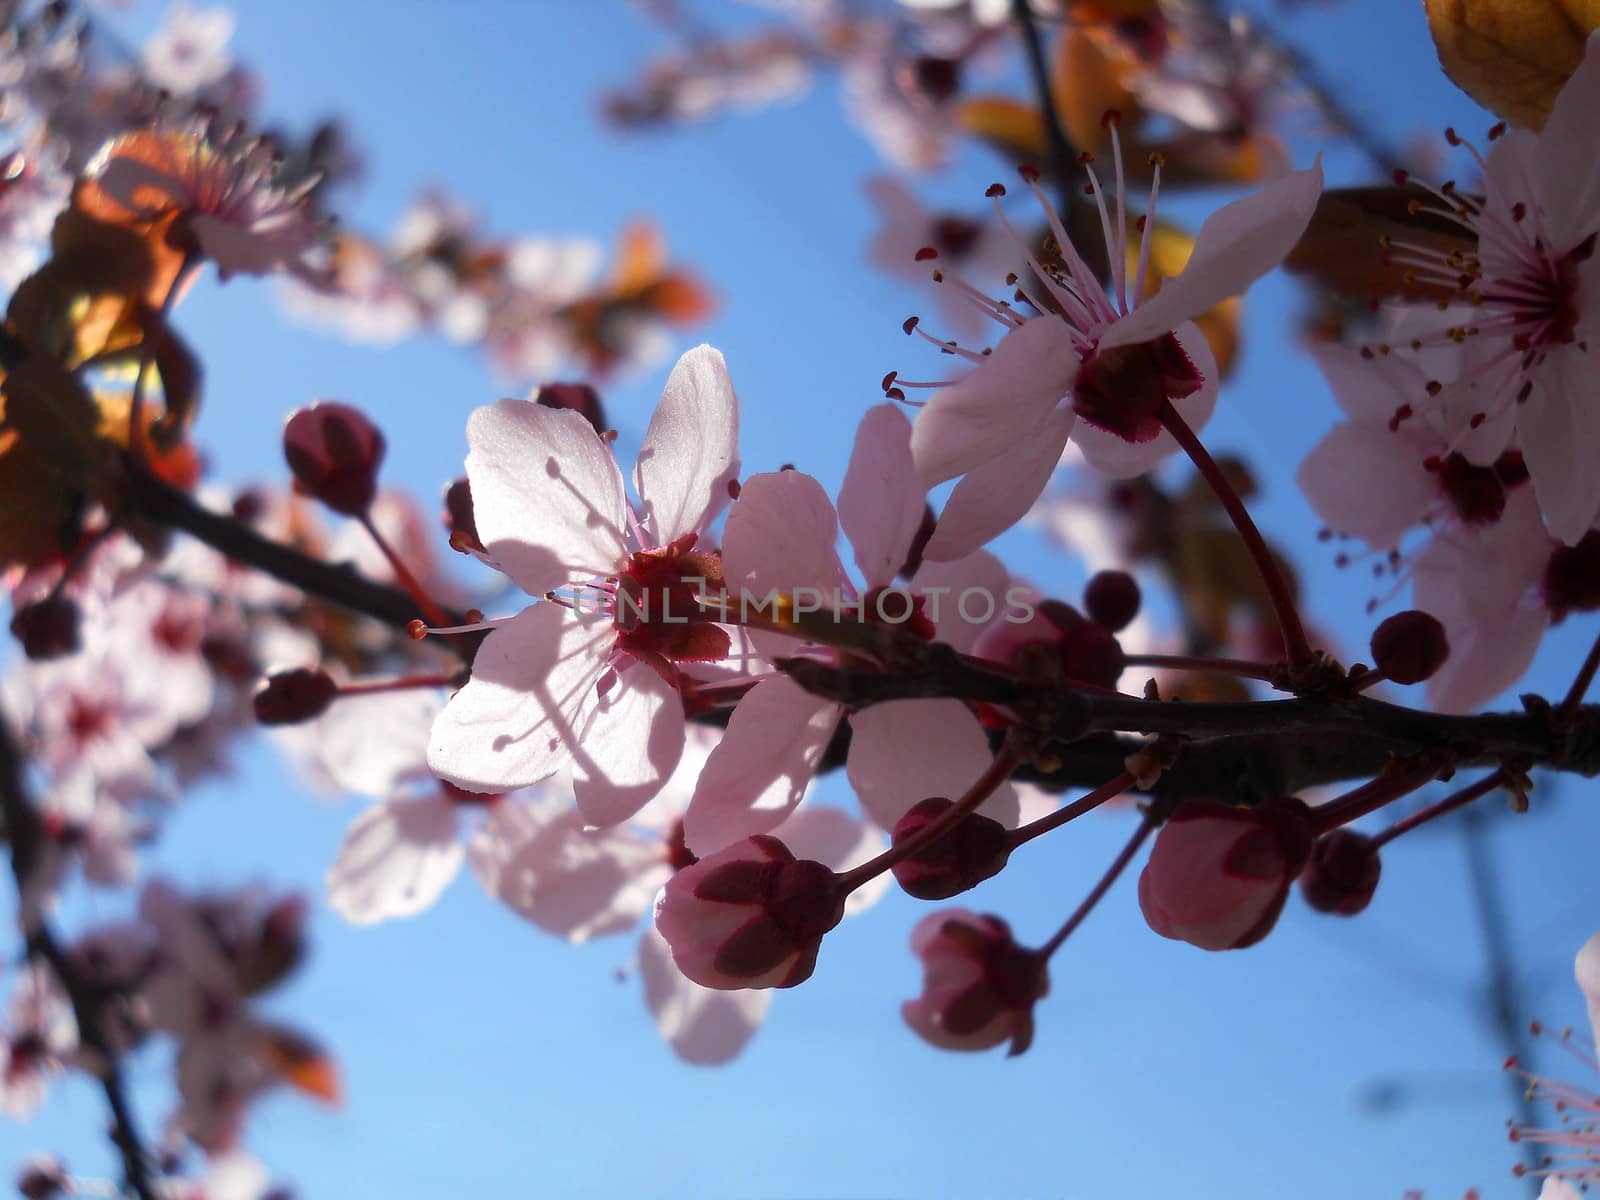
[0, 966, 76, 1118]
[902, 134, 1321, 560]
[428, 344, 740, 826]
[681, 405, 1033, 851]
[1383, 33, 1600, 544]
[141, 5, 237, 96]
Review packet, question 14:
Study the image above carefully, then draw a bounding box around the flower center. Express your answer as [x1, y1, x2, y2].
[1072, 332, 1202, 442]
[612, 533, 730, 663]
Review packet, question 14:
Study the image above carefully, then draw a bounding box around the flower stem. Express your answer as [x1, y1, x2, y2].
[1307, 759, 1446, 836]
[1158, 398, 1313, 667]
[837, 738, 1025, 892]
[1006, 770, 1136, 849]
[1558, 629, 1600, 718]
[1038, 815, 1155, 959]
[358, 513, 455, 630]
[1371, 770, 1508, 848]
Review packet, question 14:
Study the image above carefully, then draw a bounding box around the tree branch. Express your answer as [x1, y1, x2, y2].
[0, 716, 159, 1200]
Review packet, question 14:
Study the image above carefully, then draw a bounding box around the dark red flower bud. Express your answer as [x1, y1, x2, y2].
[1042, 601, 1126, 688]
[17, 1156, 69, 1200]
[1369, 610, 1450, 684]
[533, 381, 607, 434]
[282, 402, 385, 515]
[1544, 531, 1600, 619]
[10, 595, 80, 659]
[442, 477, 481, 553]
[656, 836, 847, 990]
[1300, 830, 1382, 916]
[252, 667, 337, 725]
[890, 798, 1011, 900]
[1083, 570, 1141, 633]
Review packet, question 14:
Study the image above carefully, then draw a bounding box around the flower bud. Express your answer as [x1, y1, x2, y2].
[890, 798, 1011, 900]
[1544, 531, 1600, 619]
[17, 1155, 69, 1200]
[902, 911, 1048, 1056]
[1042, 601, 1126, 689]
[252, 667, 337, 725]
[442, 477, 481, 553]
[533, 381, 607, 434]
[1083, 570, 1141, 633]
[1300, 830, 1382, 916]
[654, 836, 846, 990]
[9, 595, 80, 660]
[282, 401, 385, 515]
[1138, 797, 1313, 951]
[1369, 610, 1449, 684]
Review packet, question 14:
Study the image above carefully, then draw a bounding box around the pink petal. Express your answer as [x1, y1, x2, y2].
[1071, 322, 1219, 478]
[1575, 930, 1600, 1060]
[1098, 160, 1323, 351]
[1422, 601, 1545, 714]
[1309, 343, 1427, 426]
[845, 699, 1019, 831]
[634, 345, 741, 546]
[426, 602, 611, 793]
[681, 675, 842, 854]
[721, 470, 843, 598]
[466, 400, 628, 596]
[921, 406, 1075, 561]
[468, 794, 665, 942]
[1521, 348, 1600, 544]
[312, 689, 439, 798]
[1533, 32, 1600, 252]
[638, 924, 770, 1065]
[839, 404, 926, 589]
[912, 550, 1012, 652]
[571, 661, 686, 828]
[910, 317, 1080, 488]
[1295, 423, 1435, 549]
[326, 793, 464, 925]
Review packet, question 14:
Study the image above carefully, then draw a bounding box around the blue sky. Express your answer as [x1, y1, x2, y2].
[6, 2, 1599, 1196]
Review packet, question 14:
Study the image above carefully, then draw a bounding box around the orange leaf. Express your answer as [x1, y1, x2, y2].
[1051, 27, 1141, 156]
[610, 220, 668, 297]
[1423, 0, 1600, 128]
[956, 97, 1048, 162]
[257, 1024, 342, 1107]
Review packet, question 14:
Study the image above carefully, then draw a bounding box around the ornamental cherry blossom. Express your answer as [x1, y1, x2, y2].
[428, 344, 740, 827]
[902, 125, 1322, 560]
[902, 910, 1048, 1056]
[1383, 33, 1600, 544]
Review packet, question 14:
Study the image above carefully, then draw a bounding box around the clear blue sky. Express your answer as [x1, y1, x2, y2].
[7, 2, 1598, 1197]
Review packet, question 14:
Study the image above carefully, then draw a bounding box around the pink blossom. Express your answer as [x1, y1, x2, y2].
[903, 138, 1321, 560]
[0, 966, 76, 1118]
[1138, 797, 1313, 951]
[1383, 33, 1600, 543]
[901, 910, 1048, 1055]
[428, 344, 740, 826]
[653, 834, 847, 990]
[141, 5, 236, 95]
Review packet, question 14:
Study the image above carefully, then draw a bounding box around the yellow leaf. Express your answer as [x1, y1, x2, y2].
[1126, 220, 1242, 378]
[957, 97, 1048, 162]
[1424, 0, 1600, 128]
[0, 355, 108, 569]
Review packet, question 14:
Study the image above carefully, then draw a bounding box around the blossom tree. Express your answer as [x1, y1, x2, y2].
[1, 0, 1599, 1196]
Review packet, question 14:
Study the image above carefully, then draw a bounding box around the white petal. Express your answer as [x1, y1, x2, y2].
[571, 662, 686, 828]
[681, 675, 841, 854]
[327, 794, 463, 925]
[1295, 424, 1435, 549]
[466, 400, 628, 595]
[1310, 343, 1427, 425]
[721, 470, 843, 599]
[922, 406, 1075, 561]
[313, 689, 440, 798]
[426, 603, 611, 793]
[1098, 160, 1323, 351]
[1522, 348, 1600, 544]
[1575, 930, 1600, 1059]
[910, 317, 1079, 487]
[845, 698, 1019, 831]
[635, 345, 741, 546]
[638, 925, 770, 1065]
[839, 404, 925, 589]
[468, 793, 664, 941]
[1533, 33, 1600, 251]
